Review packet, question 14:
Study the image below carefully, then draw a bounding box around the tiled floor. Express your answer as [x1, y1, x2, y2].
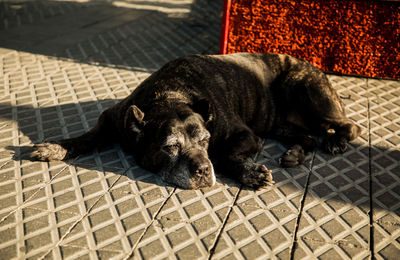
[0, 0, 399, 259]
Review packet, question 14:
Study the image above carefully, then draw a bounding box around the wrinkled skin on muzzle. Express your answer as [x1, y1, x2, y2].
[159, 148, 216, 189]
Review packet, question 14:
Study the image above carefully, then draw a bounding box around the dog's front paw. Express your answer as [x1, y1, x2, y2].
[324, 135, 348, 155]
[279, 145, 305, 167]
[240, 163, 274, 189]
[30, 142, 68, 161]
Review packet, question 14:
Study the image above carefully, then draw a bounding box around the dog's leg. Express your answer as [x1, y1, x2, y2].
[323, 119, 361, 155]
[272, 123, 317, 167]
[277, 61, 361, 156]
[30, 110, 115, 161]
[217, 127, 274, 189]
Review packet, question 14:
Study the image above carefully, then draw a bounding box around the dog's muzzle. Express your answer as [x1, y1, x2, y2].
[158, 148, 216, 189]
[185, 149, 216, 188]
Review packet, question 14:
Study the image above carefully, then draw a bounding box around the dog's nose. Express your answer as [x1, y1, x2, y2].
[185, 149, 215, 188]
[191, 162, 210, 176]
[191, 162, 215, 189]
[194, 164, 209, 175]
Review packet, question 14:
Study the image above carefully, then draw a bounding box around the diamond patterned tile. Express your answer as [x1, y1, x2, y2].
[52, 169, 174, 260]
[327, 75, 369, 99]
[2, 0, 400, 259]
[293, 79, 371, 259]
[131, 179, 241, 259]
[0, 1, 225, 259]
[368, 79, 400, 260]
[0, 0, 87, 31]
[210, 140, 312, 260]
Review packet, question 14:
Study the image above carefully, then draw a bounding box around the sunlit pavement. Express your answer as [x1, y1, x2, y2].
[1, 1, 399, 259]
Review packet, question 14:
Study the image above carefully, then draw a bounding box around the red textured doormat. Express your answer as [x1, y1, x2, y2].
[220, 0, 400, 79]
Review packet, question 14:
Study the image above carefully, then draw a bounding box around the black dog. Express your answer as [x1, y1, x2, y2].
[30, 53, 361, 189]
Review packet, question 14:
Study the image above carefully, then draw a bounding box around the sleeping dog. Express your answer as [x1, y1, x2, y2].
[30, 53, 361, 189]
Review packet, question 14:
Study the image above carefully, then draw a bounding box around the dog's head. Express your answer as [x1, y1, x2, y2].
[124, 100, 215, 189]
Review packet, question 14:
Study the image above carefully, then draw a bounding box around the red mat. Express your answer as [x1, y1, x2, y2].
[220, 0, 400, 79]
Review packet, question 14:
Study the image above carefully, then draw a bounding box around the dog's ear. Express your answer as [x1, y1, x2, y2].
[191, 98, 212, 123]
[124, 105, 146, 133]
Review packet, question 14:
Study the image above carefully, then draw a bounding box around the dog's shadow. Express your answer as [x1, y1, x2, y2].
[2, 99, 394, 202]
[3, 99, 255, 189]
[0, 99, 280, 190]
[1, 100, 174, 188]
[8, 143, 174, 188]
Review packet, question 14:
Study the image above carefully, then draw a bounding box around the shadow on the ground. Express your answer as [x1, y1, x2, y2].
[1, 99, 399, 216]
[1, 99, 171, 187]
[0, 0, 222, 71]
[0, 0, 222, 188]
[1, 0, 399, 228]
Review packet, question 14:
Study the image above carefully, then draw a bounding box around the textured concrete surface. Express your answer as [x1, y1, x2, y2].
[0, 0, 400, 259]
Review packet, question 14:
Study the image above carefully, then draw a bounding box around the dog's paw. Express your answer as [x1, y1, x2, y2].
[279, 145, 305, 167]
[30, 142, 68, 161]
[240, 163, 274, 189]
[324, 135, 348, 155]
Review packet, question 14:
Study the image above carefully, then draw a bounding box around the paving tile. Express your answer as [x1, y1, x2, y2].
[368, 79, 400, 260]
[0, 0, 86, 31]
[1, 0, 400, 259]
[129, 179, 240, 259]
[210, 140, 312, 259]
[293, 77, 371, 260]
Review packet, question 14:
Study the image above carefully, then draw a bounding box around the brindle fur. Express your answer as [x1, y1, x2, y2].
[30, 53, 361, 189]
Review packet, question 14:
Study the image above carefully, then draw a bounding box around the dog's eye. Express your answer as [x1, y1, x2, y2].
[163, 144, 181, 154]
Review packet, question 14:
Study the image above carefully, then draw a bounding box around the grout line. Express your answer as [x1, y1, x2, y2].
[0, 160, 72, 224]
[208, 139, 265, 259]
[207, 183, 242, 260]
[0, 123, 9, 131]
[0, 159, 12, 170]
[37, 165, 126, 260]
[123, 186, 177, 260]
[289, 151, 316, 260]
[43, 160, 63, 259]
[56, 243, 124, 254]
[367, 78, 375, 259]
